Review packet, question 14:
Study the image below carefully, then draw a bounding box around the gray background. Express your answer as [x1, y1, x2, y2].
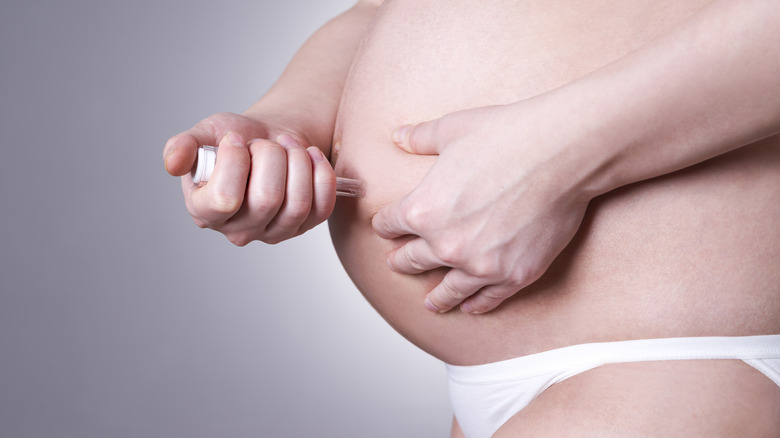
[0, 1, 452, 436]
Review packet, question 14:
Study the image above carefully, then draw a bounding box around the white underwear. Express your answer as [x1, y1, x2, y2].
[446, 335, 780, 438]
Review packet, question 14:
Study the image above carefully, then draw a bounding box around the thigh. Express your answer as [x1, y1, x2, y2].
[493, 360, 780, 437]
[451, 416, 466, 438]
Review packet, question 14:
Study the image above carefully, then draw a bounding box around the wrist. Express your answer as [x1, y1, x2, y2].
[509, 89, 617, 206]
[242, 98, 336, 155]
[533, 73, 657, 203]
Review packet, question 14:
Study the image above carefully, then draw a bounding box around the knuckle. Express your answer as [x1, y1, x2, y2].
[310, 205, 333, 226]
[193, 115, 220, 135]
[253, 189, 285, 215]
[192, 217, 209, 229]
[285, 196, 312, 221]
[465, 288, 512, 314]
[403, 201, 432, 231]
[481, 288, 511, 302]
[296, 222, 315, 235]
[211, 192, 242, 215]
[436, 240, 463, 266]
[470, 258, 498, 279]
[262, 234, 285, 245]
[402, 248, 425, 271]
[510, 264, 541, 288]
[226, 233, 252, 247]
[508, 269, 529, 287]
[442, 280, 468, 301]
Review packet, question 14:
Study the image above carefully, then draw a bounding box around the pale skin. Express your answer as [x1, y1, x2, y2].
[165, 0, 780, 435]
[372, 0, 780, 314]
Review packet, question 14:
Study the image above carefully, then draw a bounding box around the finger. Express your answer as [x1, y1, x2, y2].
[372, 199, 417, 240]
[424, 269, 487, 313]
[387, 237, 444, 274]
[460, 283, 520, 314]
[299, 146, 337, 232]
[164, 123, 219, 176]
[243, 139, 287, 230]
[392, 117, 450, 155]
[187, 132, 250, 225]
[264, 137, 313, 238]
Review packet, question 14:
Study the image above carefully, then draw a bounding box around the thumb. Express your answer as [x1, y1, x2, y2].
[392, 118, 445, 155]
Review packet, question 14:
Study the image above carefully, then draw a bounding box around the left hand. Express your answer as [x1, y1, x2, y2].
[371, 102, 591, 314]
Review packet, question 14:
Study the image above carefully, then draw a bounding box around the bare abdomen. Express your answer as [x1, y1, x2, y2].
[328, 0, 780, 365]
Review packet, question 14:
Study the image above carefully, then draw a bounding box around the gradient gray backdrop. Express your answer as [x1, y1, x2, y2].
[0, 1, 452, 436]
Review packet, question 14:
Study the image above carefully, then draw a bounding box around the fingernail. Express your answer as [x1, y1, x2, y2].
[393, 125, 412, 144]
[163, 146, 175, 172]
[424, 297, 440, 313]
[307, 146, 325, 164]
[276, 134, 300, 148]
[226, 131, 244, 147]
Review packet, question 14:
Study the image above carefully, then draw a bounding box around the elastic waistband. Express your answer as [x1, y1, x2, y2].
[446, 335, 780, 385]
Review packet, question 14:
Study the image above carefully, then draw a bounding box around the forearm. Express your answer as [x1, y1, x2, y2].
[243, 0, 381, 153]
[545, 0, 780, 199]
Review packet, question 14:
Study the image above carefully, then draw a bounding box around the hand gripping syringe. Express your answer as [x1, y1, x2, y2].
[191, 145, 366, 198]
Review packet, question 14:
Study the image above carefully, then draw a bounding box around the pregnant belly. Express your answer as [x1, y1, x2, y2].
[327, 0, 780, 365]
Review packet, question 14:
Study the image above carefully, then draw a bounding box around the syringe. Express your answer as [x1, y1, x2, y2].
[191, 145, 365, 198]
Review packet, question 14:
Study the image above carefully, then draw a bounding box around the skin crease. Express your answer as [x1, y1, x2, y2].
[165, 0, 780, 435]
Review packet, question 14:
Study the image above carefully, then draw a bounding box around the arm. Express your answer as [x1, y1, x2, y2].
[242, 0, 383, 154]
[164, 1, 382, 245]
[372, 0, 780, 313]
[555, 0, 780, 200]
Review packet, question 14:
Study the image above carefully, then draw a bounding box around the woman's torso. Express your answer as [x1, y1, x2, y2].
[329, 0, 780, 366]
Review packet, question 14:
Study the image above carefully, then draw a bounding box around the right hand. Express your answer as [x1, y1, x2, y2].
[163, 112, 337, 245]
